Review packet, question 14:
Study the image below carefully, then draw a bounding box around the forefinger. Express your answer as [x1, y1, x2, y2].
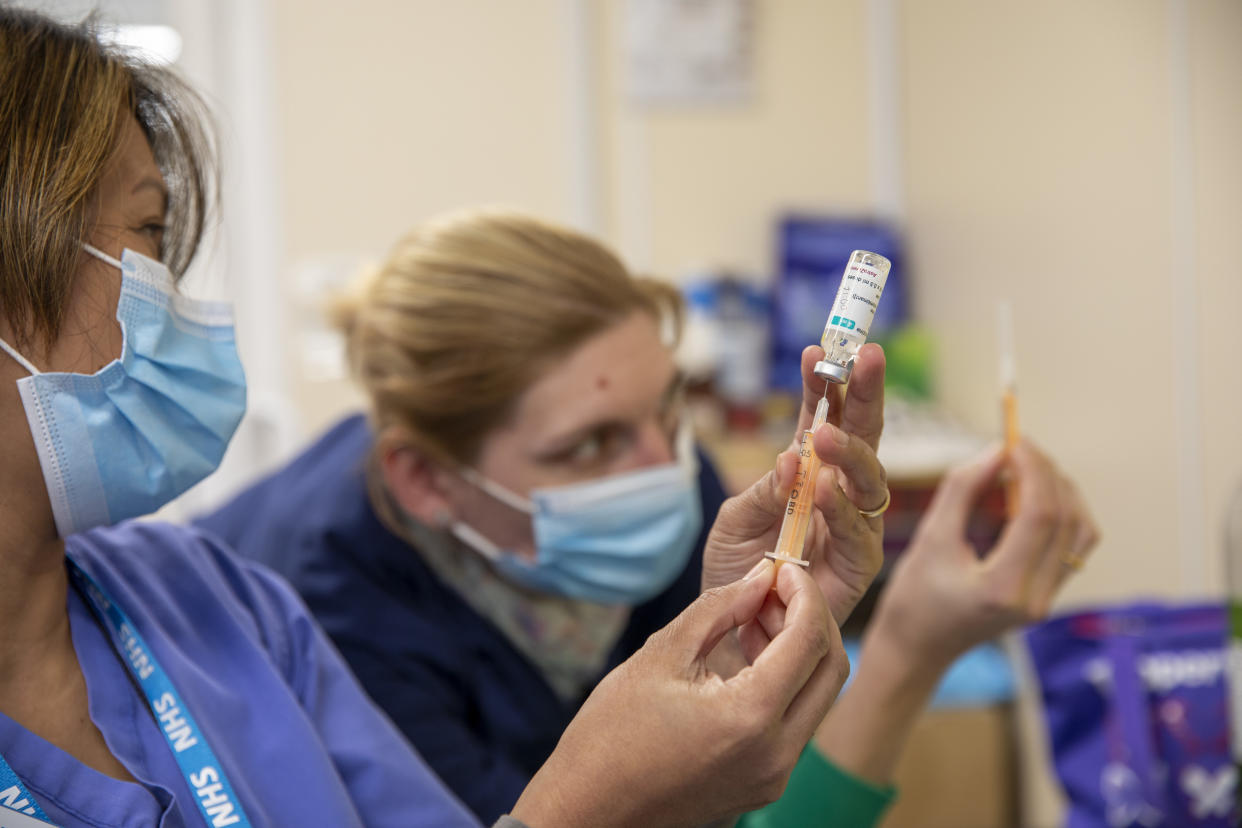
[1022, 471, 1081, 612]
[740, 563, 834, 713]
[990, 440, 1065, 573]
[837, 343, 886, 451]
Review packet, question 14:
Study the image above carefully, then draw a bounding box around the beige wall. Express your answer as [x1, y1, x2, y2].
[900, 0, 1242, 605]
[272, 0, 578, 435]
[905, 0, 1182, 605]
[1193, 0, 1242, 599]
[275, 0, 574, 255]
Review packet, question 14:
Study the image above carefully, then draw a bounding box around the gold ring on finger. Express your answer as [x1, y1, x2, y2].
[857, 488, 891, 519]
[1058, 551, 1084, 571]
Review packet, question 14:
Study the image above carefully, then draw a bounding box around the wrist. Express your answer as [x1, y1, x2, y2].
[812, 624, 945, 786]
[854, 622, 946, 708]
[514, 753, 638, 828]
[509, 786, 568, 828]
[512, 768, 604, 828]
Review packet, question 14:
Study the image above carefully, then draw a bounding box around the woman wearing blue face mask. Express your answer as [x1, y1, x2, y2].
[198, 209, 895, 823]
[0, 9, 855, 827]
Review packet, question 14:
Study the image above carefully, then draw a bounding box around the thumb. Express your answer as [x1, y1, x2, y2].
[652, 559, 776, 667]
[715, 451, 800, 539]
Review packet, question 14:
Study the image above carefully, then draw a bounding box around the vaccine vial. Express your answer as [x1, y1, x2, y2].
[814, 250, 892, 384]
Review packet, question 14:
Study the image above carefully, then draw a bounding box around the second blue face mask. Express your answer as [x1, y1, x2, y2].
[451, 454, 704, 606]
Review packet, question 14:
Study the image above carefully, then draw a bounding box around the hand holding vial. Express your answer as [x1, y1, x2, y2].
[700, 345, 887, 623]
[701, 251, 890, 625]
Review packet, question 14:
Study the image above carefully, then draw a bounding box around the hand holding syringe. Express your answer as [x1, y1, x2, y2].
[766, 250, 892, 573]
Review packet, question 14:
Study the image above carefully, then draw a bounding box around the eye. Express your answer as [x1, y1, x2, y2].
[566, 434, 603, 465]
[561, 426, 630, 470]
[141, 222, 166, 240]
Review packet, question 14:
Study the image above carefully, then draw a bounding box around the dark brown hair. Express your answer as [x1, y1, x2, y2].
[0, 8, 216, 350]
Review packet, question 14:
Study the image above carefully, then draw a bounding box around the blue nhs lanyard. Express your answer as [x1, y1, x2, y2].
[0, 561, 253, 828]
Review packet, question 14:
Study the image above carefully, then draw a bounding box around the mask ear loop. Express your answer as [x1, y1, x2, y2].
[0, 336, 41, 376]
[452, 469, 539, 564]
[673, 417, 699, 476]
[0, 245, 125, 376]
[449, 521, 508, 563]
[81, 243, 124, 271]
[459, 467, 537, 515]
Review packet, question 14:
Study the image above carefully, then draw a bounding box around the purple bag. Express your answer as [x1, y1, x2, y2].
[1025, 603, 1237, 827]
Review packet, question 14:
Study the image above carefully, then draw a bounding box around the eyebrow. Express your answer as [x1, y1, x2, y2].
[532, 369, 685, 459]
[132, 176, 169, 208]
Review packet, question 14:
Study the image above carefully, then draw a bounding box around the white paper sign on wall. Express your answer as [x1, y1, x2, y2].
[625, 0, 754, 106]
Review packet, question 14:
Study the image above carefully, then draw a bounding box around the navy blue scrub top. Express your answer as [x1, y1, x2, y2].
[195, 414, 727, 824]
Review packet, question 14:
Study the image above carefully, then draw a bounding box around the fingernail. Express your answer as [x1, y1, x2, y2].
[743, 559, 772, 581]
[827, 424, 850, 447]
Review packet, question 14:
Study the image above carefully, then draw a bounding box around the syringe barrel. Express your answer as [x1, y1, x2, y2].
[772, 428, 823, 563]
[772, 394, 831, 566]
[815, 250, 892, 384]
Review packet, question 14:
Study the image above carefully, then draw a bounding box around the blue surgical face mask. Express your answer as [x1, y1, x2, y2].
[450, 432, 703, 606]
[0, 244, 247, 537]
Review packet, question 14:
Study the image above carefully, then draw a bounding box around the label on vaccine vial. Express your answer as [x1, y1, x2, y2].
[826, 256, 888, 339]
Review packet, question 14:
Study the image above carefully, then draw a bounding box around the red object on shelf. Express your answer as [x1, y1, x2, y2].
[882, 477, 1008, 559]
[723, 403, 763, 433]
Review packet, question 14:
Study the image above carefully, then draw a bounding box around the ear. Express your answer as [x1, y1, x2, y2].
[377, 427, 456, 529]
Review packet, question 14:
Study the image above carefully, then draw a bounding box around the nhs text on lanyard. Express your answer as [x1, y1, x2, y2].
[0, 562, 253, 828]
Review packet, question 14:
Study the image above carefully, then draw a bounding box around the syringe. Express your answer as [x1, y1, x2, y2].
[766, 394, 830, 572]
[998, 300, 1020, 518]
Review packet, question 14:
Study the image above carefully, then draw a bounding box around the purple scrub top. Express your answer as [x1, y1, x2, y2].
[0, 521, 480, 828]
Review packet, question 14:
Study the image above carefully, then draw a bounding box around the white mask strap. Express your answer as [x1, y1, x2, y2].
[449, 521, 506, 563]
[0, 336, 40, 376]
[0, 243, 126, 377]
[459, 467, 536, 515]
[81, 243, 123, 271]
[674, 418, 698, 474]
